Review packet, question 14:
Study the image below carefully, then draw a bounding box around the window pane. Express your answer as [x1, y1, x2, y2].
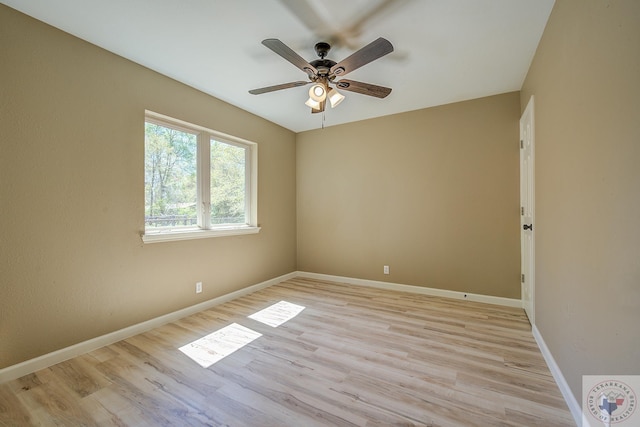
[211, 139, 246, 225]
[145, 123, 197, 229]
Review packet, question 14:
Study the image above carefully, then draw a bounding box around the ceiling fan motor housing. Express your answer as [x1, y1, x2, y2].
[310, 59, 337, 77]
[312, 42, 337, 77]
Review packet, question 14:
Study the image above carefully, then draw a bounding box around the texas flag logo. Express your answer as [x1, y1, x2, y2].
[583, 376, 638, 426]
[599, 391, 625, 416]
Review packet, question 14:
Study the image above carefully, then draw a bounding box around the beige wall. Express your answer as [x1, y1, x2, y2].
[521, 0, 640, 401]
[297, 92, 521, 299]
[6, 2, 637, 411]
[0, 5, 297, 369]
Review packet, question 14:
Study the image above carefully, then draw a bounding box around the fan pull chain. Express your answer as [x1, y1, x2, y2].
[322, 110, 325, 129]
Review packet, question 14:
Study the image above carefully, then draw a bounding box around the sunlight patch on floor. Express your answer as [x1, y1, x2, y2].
[178, 323, 261, 368]
[178, 301, 305, 368]
[248, 300, 306, 327]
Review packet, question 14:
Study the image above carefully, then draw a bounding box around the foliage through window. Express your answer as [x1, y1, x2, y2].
[144, 112, 257, 242]
[145, 124, 197, 228]
[210, 140, 246, 225]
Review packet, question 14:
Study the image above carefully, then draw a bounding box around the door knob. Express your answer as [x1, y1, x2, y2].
[523, 224, 533, 231]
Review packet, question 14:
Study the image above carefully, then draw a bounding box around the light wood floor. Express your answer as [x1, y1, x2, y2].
[0, 278, 574, 426]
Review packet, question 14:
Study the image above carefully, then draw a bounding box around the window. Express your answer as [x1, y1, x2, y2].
[143, 111, 258, 243]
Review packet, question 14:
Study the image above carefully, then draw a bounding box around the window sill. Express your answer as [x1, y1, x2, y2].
[142, 226, 261, 244]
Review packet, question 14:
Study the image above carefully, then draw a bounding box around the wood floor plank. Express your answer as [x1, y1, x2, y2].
[48, 354, 112, 398]
[14, 376, 100, 426]
[0, 382, 34, 425]
[0, 278, 574, 426]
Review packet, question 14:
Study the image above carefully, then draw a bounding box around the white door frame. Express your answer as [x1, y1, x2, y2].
[520, 96, 535, 325]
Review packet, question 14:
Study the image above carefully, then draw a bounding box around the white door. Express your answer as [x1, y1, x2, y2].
[520, 96, 535, 325]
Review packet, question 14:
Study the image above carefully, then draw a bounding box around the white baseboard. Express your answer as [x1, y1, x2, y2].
[295, 271, 522, 308]
[0, 272, 297, 384]
[532, 325, 581, 426]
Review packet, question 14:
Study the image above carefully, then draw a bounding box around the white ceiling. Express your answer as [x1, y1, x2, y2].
[2, 0, 554, 133]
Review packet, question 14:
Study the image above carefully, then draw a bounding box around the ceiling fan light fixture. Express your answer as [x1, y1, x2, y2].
[309, 83, 327, 102]
[305, 97, 321, 109]
[250, 38, 394, 116]
[328, 87, 345, 108]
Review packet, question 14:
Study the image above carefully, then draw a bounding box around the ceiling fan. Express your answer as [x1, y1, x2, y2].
[248, 38, 394, 113]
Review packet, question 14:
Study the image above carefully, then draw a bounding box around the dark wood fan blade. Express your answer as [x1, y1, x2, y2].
[249, 81, 310, 95]
[262, 39, 317, 76]
[330, 38, 393, 77]
[334, 79, 392, 98]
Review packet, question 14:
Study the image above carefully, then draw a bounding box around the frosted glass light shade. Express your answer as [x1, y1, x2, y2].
[328, 88, 345, 108]
[308, 84, 327, 102]
[305, 97, 321, 109]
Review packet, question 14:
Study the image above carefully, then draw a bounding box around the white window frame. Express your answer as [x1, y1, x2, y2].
[142, 111, 259, 243]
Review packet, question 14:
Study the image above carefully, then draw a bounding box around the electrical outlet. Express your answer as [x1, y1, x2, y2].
[196, 282, 203, 294]
[383, 265, 390, 275]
